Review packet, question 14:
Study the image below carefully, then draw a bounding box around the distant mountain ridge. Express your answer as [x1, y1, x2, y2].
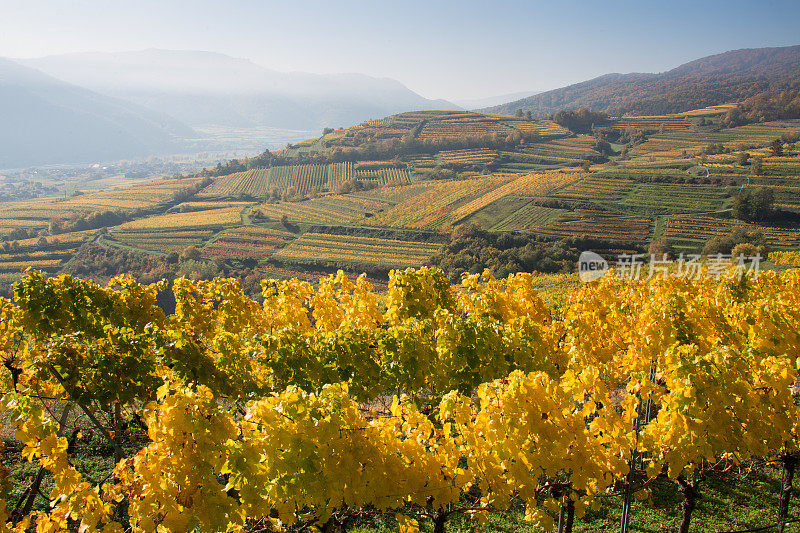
[23, 50, 460, 131]
[484, 45, 800, 117]
[0, 58, 194, 169]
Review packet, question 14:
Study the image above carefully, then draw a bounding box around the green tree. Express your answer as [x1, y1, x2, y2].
[732, 187, 774, 222]
[753, 156, 764, 175]
[736, 152, 750, 166]
[770, 139, 784, 156]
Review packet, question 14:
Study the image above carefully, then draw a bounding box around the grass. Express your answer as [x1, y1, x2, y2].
[346, 466, 800, 532]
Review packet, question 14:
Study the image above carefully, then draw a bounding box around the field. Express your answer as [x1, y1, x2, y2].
[664, 214, 800, 249]
[0, 108, 798, 294]
[105, 229, 215, 254]
[257, 195, 392, 225]
[202, 226, 295, 259]
[491, 202, 570, 230]
[197, 169, 270, 199]
[116, 206, 245, 231]
[528, 213, 653, 244]
[273, 232, 441, 269]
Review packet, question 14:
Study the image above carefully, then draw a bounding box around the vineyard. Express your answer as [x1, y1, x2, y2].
[106, 229, 216, 254]
[273, 233, 441, 269]
[257, 194, 391, 225]
[2, 266, 800, 533]
[197, 169, 270, 199]
[202, 226, 295, 260]
[664, 214, 800, 249]
[115, 206, 245, 231]
[529, 213, 653, 243]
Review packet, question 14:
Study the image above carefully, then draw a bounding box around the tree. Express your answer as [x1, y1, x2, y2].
[770, 139, 784, 156]
[753, 156, 764, 175]
[648, 238, 675, 259]
[322, 127, 335, 136]
[732, 187, 774, 222]
[280, 214, 290, 227]
[180, 245, 202, 262]
[736, 152, 750, 166]
[515, 109, 524, 118]
[525, 110, 532, 120]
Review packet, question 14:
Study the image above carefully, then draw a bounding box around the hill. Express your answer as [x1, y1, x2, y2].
[485, 45, 800, 117]
[0, 102, 798, 298]
[0, 58, 194, 169]
[23, 49, 460, 136]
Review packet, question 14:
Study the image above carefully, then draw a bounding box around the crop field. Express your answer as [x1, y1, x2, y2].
[595, 165, 690, 180]
[614, 116, 692, 130]
[664, 215, 800, 249]
[552, 176, 636, 202]
[619, 182, 731, 212]
[442, 172, 579, 225]
[257, 194, 391, 224]
[438, 149, 497, 165]
[116, 206, 244, 231]
[365, 175, 515, 230]
[528, 214, 653, 243]
[256, 194, 386, 225]
[0, 229, 94, 281]
[61, 177, 207, 212]
[677, 103, 739, 117]
[418, 114, 517, 139]
[106, 229, 215, 254]
[628, 121, 800, 162]
[173, 201, 254, 212]
[350, 183, 439, 205]
[504, 119, 569, 138]
[772, 185, 800, 210]
[202, 226, 294, 259]
[273, 232, 441, 269]
[519, 135, 599, 164]
[197, 169, 270, 199]
[491, 203, 570, 231]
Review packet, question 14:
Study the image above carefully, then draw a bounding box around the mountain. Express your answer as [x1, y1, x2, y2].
[484, 45, 800, 117]
[0, 58, 194, 169]
[454, 91, 541, 110]
[23, 50, 460, 132]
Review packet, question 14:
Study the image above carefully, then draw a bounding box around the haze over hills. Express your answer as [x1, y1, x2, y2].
[485, 45, 800, 117]
[0, 58, 194, 169]
[23, 50, 460, 132]
[453, 91, 540, 110]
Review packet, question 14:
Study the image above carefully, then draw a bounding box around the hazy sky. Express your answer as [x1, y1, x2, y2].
[2, 0, 799, 101]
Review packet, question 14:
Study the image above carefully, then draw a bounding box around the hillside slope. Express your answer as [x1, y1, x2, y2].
[485, 45, 800, 117]
[0, 58, 194, 168]
[23, 50, 460, 132]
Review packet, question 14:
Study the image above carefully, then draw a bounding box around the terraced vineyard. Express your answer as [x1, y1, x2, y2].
[116, 206, 245, 231]
[439, 148, 497, 165]
[665, 215, 800, 249]
[529, 214, 653, 244]
[202, 226, 295, 259]
[619, 182, 731, 212]
[198, 169, 270, 199]
[1, 109, 798, 293]
[492, 203, 570, 231]
[552, 176, 635, 202]
[106, 229, 215, 254]
[0, 230, 95, 283]
[273, 232, 442, 269]
[257, 194, 391, 225]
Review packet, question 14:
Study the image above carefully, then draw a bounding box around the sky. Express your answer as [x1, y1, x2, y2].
[1, 0, 800, 101]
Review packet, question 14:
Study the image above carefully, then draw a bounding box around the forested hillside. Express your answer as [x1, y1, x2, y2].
[486, 45, 800, 116]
